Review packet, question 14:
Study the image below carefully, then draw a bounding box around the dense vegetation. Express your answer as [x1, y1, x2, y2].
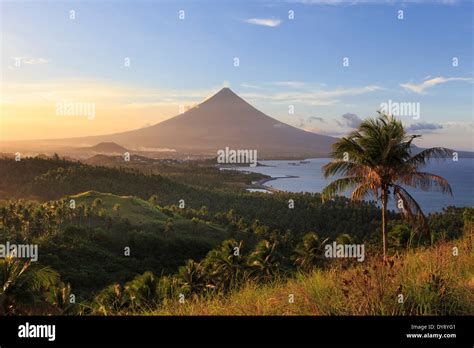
[0, 155, 471, 315]
[0, 156, 386, 238]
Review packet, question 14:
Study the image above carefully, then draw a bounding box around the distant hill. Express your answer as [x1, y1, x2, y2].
[87, 142, 128, 154]
[38, 88, 337, 158]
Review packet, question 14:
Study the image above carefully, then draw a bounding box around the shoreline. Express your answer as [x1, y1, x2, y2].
[248, 175, 299, 193]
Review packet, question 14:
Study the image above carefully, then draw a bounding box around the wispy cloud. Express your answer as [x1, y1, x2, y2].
[1, 79, 218, 107]
[400, 76, 472, 94]
[23, 58, 48, 65]
[244, 18, 281, 27]
[10, 57, 48, 66]
[242, 81, 326, 90]
[242, 85, 382, 106]
[272, 81, 307, 88]
[291, 0, 459, 5]
[407, 122, 443, 132]
[240, 83, 266, 90]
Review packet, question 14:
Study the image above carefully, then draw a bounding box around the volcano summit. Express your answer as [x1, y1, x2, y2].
[30, 88, 337, 159]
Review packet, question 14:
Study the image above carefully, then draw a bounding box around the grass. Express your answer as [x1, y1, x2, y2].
[147, 234, 473, 316]
[70, 191, 171, 224]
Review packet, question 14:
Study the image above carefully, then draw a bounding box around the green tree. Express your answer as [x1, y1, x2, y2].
[125, 271, 159, 308]
[388, 223, 413, 250]
[292, 232, 329, 272]
[248, 239, 281, 280]
[202, 239, 247, 291]
[322, 113, 452, 260]
[177, 259, 207, 294]
[0, 257, 59, 315]
[46, 282, 77, 314]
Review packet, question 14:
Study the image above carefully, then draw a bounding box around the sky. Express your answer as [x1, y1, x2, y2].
[1, 0, 473, 150]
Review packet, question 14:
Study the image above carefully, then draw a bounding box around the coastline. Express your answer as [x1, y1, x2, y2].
[248, 175, 298, 193]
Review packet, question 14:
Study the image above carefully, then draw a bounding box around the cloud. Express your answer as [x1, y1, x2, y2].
[406, 122, 443, 132]
[1, 79, 218, 107]
[273, 81, 307, 88]
[443, 121, 474, 128]
[240, 83, 266, 90]
[244, 18, 281, 27]
[337, 113, 362, 128]
[308, 116, 325, 123]
[23, 58, 48, 65]
[295, 115, 326, 130]
[242, 85, 382, 106]
[400, 76, 472, 94]
[242, 81, 326, 91]
[11, 57, 48, 65]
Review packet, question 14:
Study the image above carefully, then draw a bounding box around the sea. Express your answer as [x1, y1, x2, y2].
[231, 158, 474, 213]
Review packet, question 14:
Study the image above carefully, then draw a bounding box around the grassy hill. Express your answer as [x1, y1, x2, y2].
[70, 191, 173, 225]
[1, 191, 250, 297]
[148, 234, 473, 316]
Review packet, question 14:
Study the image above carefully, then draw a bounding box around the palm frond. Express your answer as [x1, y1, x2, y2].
[25, 266, 60, 292]
[399, 171, 453, 195]
[330, 137, 368, 163]
[351, 183, 376, 201]
[321, 177, 363, 202]
[406, 147, 453, 168]
[393, 185, 428, 235]
[322, 160, 368, 178]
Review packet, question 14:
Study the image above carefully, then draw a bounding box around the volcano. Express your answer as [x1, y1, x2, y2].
[40, 88, 337, 158]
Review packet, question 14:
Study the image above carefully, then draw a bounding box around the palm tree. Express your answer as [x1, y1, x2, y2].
[322, 113, 452, 260]
[292, 232, 329, 271]
[248, 239, 281, 280]
[47, 282, 76, 314]
[0, 256, 59, 314]
[125, 271, 159, 308]
[177, 259, 208, 294]
[202, 239, 247, 290]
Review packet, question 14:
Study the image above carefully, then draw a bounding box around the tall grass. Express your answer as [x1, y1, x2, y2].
[146, 235, 473, 316]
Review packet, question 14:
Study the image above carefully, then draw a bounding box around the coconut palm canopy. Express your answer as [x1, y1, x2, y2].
[322, 113, 453, 259]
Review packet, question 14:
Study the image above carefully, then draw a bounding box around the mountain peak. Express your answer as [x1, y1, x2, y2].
[61, 87, 337, 158]
[217, 87, 233, 93]
[88, 142, 128, 153]
[207, 87, 241, 102]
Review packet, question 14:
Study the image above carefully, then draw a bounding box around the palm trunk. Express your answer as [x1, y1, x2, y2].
[381, 188, 388, 261]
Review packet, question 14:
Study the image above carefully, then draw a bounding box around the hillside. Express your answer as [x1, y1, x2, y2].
[87, 142, 129, 154]
[70, 191, 173, 225]
[143, 235, 474, 315]
[0, 191, 246, 295]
